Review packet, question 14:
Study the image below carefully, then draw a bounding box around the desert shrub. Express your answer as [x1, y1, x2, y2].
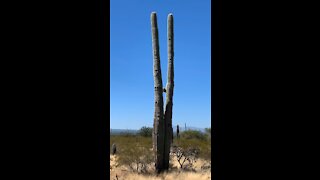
[205, 127, 211, 141]
[200, 144, 211, 161]
[111, 135, 153, 173]
[171, 144, 199, 170]
[205, 127, 211, 135]
[119, 131, 136, 137]
[110, 129, 211, 173]
[137, 126, 153, 137]
[173, 137, 211, 162]
[117, 145, 153, 173]
[180, 130, 208, 141]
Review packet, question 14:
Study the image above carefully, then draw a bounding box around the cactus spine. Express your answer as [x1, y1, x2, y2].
[151, 12, 165, 173]
[151, 12, 174, 173]
[163, 13, 174, 170]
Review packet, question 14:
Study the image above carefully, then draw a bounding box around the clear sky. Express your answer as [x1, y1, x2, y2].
[110, 0, 211, 130]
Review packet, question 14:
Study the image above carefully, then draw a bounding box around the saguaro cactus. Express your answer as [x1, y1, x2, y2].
[151, 12, 165, 173]
[151, 12, 174, 173]
[163, 13, 174, 170]
[111, 143, 117, 155]
[177, 125, 180, 138]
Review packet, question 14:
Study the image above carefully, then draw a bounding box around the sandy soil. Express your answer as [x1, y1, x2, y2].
[110, 155, 211, 180]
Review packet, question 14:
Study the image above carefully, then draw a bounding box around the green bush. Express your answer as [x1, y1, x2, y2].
[138, 126, 153, 137]
[180, 130, 208, 141]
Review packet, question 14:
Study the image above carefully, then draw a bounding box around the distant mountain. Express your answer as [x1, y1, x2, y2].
[110, 126, 208, 135]
[110, 129, 138, 135]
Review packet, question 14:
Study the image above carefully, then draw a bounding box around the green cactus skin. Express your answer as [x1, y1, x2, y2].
[163, 13, 174, 170]
[151, 12, 165, 173]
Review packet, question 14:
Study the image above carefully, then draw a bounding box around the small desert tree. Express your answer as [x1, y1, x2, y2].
[138, 126, 153, 137]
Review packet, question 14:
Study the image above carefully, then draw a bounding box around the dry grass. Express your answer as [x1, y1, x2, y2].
[110, 155, 211, 180]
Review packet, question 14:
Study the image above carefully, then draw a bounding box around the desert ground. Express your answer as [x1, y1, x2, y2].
[110, 154, 211, 180]
[110, 129, 211, 180]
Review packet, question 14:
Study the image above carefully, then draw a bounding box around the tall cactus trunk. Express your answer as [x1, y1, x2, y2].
[163, 13, 174, 170]
[151, 12, 165, 173]
[150, 12, 174, 173]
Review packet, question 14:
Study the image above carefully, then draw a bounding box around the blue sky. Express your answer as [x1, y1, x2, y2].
[110, 0, 211, 130]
